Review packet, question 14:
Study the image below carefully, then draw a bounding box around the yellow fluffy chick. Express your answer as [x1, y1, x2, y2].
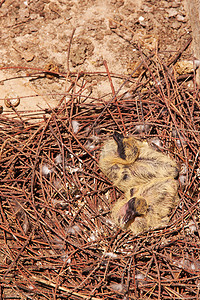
[100, 132, 179, 192]
[99, 132, 179, 235]
[112, 178, 179, 235]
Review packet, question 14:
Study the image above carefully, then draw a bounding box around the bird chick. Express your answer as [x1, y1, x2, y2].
[112, 177, 179, 235]
[99, 131, 179, 192]
[99, 132, 179, 235]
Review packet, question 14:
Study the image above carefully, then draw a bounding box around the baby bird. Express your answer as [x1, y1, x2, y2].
[99, 131, 179, 235]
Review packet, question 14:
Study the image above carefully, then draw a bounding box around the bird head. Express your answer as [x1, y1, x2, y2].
[118, 197, 148, 226]
[113, 131, 139, 164]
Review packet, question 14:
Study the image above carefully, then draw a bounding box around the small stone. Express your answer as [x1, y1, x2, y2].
[172, 1, 180, 8]
[171, 21, 181, 29]
[143, 5, 153, 13]
[177, 14, 186, 22]
[94, 56, 104, 67]
[19, 8, 29, 19]
[4, 97, 20, 108]
[138, 16, 144, 22]
[167, 8, 178, 17]
[138, 16, 146, 27]
[174, 61, 194, 75]
[95, 32, 104, 40]
[111, 0, 124, 8]
[71, 39, 94, 67]
[22, 51, 35, 62]
[44, 63, 59, 78]
[127, 61, 144, 77]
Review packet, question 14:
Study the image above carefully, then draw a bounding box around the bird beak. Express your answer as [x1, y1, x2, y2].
[120, 197, 148, 226]
[113, 131, 126, 160]
[118, 199, 137, 226]
[113, 131, 124, 144]
[121, 210, 136, 225]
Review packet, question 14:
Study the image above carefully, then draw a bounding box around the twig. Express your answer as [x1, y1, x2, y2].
[32, 276, 101, 300]
[67, 28, 76, 74]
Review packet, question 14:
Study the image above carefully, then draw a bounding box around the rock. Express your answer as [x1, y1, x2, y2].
[22, 51, 35, 62]
[177, 14, 186, 22]
[174, 61, 194, 75]
[127, 61, 144, 77]
[166, 8, 178, 18]
[143, 5, 153, 13]
[71, 38, 94, 67]
[171, 21, 181, 29]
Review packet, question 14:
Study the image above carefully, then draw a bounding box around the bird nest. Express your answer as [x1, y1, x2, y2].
[0, 48, 200, 299]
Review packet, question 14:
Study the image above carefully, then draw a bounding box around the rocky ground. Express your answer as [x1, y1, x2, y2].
[0, 0, 192, 115]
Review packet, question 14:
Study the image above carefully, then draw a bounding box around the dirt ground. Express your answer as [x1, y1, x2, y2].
[0, 0, 192, 117]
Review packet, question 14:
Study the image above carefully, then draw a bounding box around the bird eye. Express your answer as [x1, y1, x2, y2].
[122, 173, 129, 180]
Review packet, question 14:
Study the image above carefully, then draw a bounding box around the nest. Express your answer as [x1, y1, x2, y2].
[0, 46, 200, 299]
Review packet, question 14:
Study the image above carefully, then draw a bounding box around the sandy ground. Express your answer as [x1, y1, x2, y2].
[0, 0, 192, 119]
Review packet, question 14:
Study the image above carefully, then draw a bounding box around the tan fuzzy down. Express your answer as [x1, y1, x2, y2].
[100, 135, 179, 235]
